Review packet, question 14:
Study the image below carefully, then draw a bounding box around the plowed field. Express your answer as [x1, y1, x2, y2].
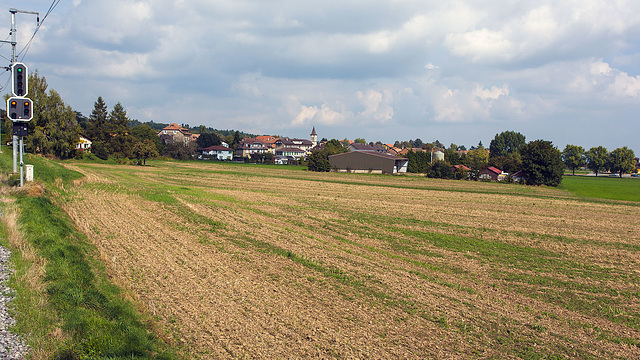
[60, 161, 640, 359]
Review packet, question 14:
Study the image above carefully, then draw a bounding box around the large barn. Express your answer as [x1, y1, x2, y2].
[328, 151, 408, 174]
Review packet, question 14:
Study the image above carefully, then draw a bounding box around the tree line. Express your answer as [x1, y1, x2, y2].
[401, 131, 565, 186]
[562, 145, 636, 177]
[309, 131, 636, 187]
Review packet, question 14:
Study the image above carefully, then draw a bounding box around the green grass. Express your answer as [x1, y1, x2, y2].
[559, 175, 640, 202]
[0, 151, 176, 359]
[12, 195, 175, 360]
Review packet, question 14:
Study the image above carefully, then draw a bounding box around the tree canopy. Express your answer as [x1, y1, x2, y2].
[463, 148, 489, 180]
[520, 140, 563, 187]
[562, 144, 586, 175]
[405, 150, 431, 173]
[608, 147, 636, 177]
[196, 132, 222, 149]
[23, 71, 79, 159]
[489, 131, 526, 158]
[586, 146, 608, 176]
[307, 139, 347, 172]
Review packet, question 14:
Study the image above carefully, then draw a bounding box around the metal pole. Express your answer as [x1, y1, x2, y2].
[19, 136, 23, 187]
[11, 10, 17, 168]
[12, 135, 17, 173]
[10, 9, 16, 62]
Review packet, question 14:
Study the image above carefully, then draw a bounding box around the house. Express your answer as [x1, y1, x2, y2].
[255, 136, 278, 152]
[275, 147, 306, 158]
[158, 123, 192, 144]
[76, 136, 92, 152]
[329, 151, 408, 174]
[479, 166, 508, 181]
[235, 139, 269, 158]
[274, 155, 297, 165]
[202, 145, 233, 160]
[511, 170, 525, 183]
[451, 164, 471, 173]
[274, 138, 315, 154]
[398, 148, 426, 156]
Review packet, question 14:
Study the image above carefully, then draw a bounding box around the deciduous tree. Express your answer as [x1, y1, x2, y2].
[24, 71, 79, 159]
[562, 144, 586, 175]
[427, 160, 453, 179]
[131, 124, 163, 153]
[608, 147, 635, 177]
[308, 139, 347, 172]
[405, 150, 430, 173]
[463, 148, 489, 180]
[196, 132, 222, 149]
[133, 139, 159, 165]
[520, 140, 563, 187]
[586, 146, 608, 176]
[489, 131, 526, 158]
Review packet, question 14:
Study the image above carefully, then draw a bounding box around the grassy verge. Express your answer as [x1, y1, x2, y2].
[0, 151, 176, 359]
[559, 175, 640, 202]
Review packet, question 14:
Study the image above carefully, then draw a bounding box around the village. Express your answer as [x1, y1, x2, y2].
[150, 122, 530, 180]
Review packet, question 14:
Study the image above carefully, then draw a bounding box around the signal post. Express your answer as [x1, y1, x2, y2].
[6, 62, 32, 187]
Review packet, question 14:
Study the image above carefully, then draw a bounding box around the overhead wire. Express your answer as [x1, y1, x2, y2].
[17, 0, 61, 61]
[0, 34, 10, 61]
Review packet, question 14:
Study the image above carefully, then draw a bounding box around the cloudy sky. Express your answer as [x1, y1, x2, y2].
[1, 0, 639, 151]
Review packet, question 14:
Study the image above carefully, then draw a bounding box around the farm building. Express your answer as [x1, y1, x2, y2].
[329, 151, 408, 174]
[480, 167, 508, 181]
[511, 170, 525, 183]
[451, 164, 471, 173]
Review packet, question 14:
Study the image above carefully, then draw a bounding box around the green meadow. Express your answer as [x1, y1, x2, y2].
[559, 175, 640, 202]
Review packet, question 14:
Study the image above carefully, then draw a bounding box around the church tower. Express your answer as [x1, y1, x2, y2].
[310, 126, 318, 146]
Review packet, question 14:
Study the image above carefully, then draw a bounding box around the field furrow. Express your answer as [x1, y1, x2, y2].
[60, 161, 640, 359]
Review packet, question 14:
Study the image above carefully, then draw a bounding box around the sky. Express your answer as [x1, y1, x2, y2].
[1, 0, 639, 152]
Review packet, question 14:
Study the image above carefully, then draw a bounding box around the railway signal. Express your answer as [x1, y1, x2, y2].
[6, 97, 33, 121]
[11, 62, 28, 96]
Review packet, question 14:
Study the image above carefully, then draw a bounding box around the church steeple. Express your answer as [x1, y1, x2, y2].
[310, 126, 318, 146]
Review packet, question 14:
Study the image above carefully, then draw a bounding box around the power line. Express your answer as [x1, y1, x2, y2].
[0, 33, 9, 51]
[18, 0, 61, 61]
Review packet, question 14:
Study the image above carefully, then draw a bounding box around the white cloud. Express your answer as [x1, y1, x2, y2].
[445, 28, 513, 63]
[356, 89, 394, 123]
[291, 104, 346, 127]
[7, 0, 640, 150]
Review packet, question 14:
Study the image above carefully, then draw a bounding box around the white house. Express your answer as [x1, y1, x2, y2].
[275, 147, 306, 158]
[202, 145, 233, 160]
[76, 136, 92, 152]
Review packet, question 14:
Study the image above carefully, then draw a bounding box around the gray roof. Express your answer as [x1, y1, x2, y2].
[329, 151, 406, 161]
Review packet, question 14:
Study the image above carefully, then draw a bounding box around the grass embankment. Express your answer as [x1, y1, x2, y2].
[0, 151, 175, 359]
[559, 175, 640, 202]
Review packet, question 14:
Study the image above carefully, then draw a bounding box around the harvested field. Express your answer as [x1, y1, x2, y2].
[60, 161, 640, 359]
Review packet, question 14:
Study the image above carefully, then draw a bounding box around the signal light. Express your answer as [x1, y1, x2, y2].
[6, 97, 33, 121]
[11, 63, 28, 97]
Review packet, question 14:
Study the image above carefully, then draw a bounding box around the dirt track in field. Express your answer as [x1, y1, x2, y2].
[61, 162, 640, 359]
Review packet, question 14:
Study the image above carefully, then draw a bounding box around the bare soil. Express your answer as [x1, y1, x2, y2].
[60, 162, 640, 359]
